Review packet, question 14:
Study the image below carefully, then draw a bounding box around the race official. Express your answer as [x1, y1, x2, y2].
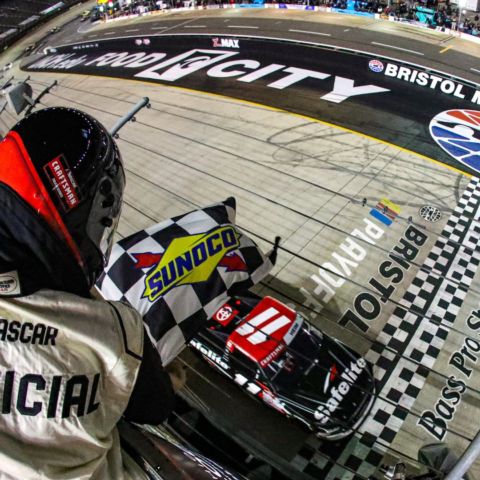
[0, 108, 179, 479]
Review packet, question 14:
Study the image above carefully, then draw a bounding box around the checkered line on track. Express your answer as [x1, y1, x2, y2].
[293, 177, 480, 479]
[353, 176, 480, 475]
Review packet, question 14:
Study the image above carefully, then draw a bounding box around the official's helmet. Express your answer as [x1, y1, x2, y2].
[0, 107, 125, 289]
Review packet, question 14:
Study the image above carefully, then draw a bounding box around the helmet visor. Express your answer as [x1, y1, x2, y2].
[85, 142, 125, 267]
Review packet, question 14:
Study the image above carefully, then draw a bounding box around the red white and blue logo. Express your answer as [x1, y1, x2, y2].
[368, 59, 384, 73]
[430, 110, 480, 173]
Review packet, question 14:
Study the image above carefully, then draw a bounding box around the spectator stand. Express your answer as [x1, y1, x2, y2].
[0, 0, 87, 52]
[100, 0, 479, 42]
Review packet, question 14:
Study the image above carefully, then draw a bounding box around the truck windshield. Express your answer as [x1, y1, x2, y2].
[261, 322, 321, 391]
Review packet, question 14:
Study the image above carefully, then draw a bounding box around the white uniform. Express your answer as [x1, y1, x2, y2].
[0, 289, 144, 480]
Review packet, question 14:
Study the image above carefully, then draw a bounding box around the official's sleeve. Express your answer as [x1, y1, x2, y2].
[123, 329, 175, 424]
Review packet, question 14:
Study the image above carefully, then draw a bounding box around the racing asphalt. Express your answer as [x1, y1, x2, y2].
[69, 7, 480, 82]
[2, 4, 480, 480]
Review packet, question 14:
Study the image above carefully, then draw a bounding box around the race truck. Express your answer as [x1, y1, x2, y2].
[189, 294, 376, 440]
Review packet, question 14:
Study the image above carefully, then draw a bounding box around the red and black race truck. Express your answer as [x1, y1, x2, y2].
[189, 292, 376, 441]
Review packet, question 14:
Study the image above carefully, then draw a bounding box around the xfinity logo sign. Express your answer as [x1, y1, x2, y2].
[29, 49, 390, 104]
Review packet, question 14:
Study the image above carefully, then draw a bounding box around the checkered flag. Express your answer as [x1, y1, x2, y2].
[97, 197, 278, 365]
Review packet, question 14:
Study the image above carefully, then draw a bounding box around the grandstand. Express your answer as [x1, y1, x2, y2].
[0, 0, 82, 50]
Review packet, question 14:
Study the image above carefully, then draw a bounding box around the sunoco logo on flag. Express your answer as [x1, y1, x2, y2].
[133, 226, 246, 301]
[97, 197, 277, 365]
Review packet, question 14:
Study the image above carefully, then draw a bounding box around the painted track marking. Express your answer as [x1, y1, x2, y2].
[289, 29, 331, 37]
[161, 18, 200, 32]
[439, 45, 453, 53]
[371, 41, 425, 56]
[228, 25, 259, 29]
[53, 33, 478, 89]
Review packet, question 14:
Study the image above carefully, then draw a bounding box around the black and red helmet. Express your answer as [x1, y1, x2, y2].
[0, 107, 125, 289]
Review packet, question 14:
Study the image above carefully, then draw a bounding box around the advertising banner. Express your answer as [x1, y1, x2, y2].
[22, 35, 480, 175]
[235, 3, 265, 7]
[278, 3, 315, 9]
